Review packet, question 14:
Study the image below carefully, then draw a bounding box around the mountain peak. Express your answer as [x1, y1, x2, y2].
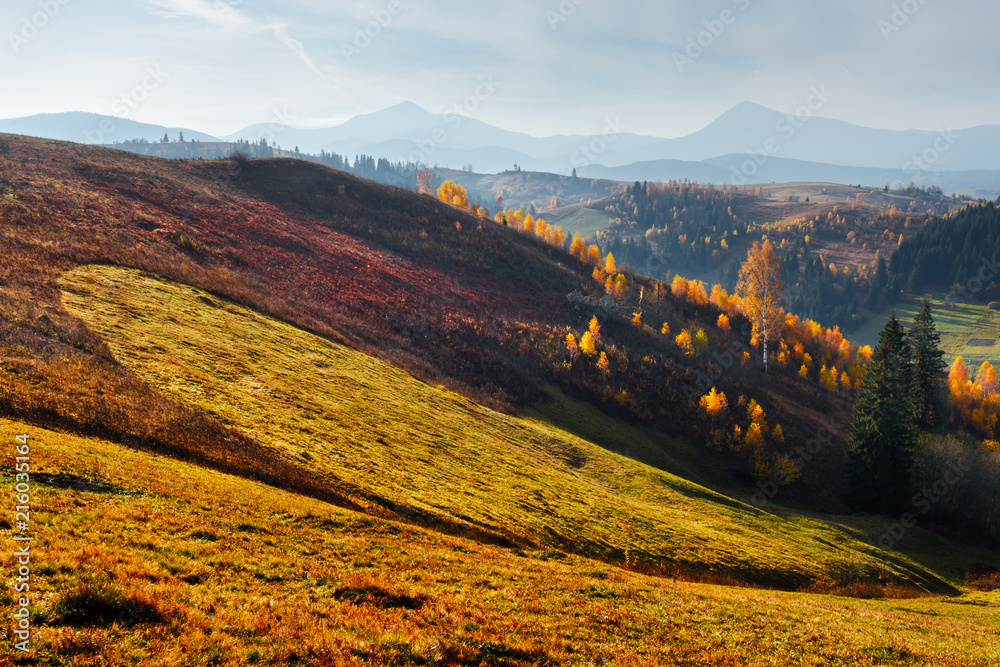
[712, 101, 782, 126]
[361, 101, 436, 122]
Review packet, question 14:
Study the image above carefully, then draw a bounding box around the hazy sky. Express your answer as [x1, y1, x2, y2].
[2, 0, 997, 138]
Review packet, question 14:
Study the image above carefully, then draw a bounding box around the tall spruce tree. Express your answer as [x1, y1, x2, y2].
[846, 313, 916, 513]
[907, 301, 946, 430]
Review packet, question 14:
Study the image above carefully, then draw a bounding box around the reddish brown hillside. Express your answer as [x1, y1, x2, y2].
[0, 134, 854, 514]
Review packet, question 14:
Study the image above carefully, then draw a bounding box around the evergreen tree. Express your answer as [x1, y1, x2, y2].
[907, 301, 946, 430]
[846, 313, 916, 513]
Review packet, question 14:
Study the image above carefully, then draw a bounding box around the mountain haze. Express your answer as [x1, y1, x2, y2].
[3, 101, 999, 196]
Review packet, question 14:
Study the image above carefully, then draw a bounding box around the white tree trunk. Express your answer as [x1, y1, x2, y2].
[763, 334, 768, 374]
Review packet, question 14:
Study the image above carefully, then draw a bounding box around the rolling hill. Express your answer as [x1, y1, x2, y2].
[1, 133, 998, 664]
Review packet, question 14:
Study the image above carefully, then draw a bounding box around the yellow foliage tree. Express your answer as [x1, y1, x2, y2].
[588, 315, 601, 344]
[820, 365, 838, 391]
[535, 216, 548, 238]
[676, 329, 694, 355]
[565, 332, 579, 359]
[436, 181, 469, 209]
[694, 328, 709, 353]
[699, 388, 729, 419]
[840, 370, 852, 391]
[569, 234, 586, 259]
[597, 352, 610, 375]
[579, 331, 597, 356]
[552, 226, 567, 247]
[737, 240, 785, 373]
[671, 274, 688, 300]
[661, 322, 670, 335]
[586, 245, 602, 265]
[717, 314, 730, 332]
[976, 361, 998, 394]
[605, 252, 617, 274]
[608, 273, 628, 300]
[949, 356, 969, 394]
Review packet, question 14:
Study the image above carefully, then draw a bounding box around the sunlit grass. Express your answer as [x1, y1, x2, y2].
[56, 264, 997, 592]
[855, 294, 1000, 370]
[2, 417, 998, 666]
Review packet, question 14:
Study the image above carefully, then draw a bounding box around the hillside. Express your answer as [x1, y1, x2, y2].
[2, 134, 1000, 662]
[1, 417, 998, 665]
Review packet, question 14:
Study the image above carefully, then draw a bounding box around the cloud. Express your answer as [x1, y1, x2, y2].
[270, 22, 324, 78]
[148, 0, 325, 78]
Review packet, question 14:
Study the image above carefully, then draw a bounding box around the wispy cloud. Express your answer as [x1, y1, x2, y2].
[270, 22, 323, 78]
[149, 0, 324, 78]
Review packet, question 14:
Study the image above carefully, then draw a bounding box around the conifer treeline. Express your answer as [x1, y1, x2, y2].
[890, 202, 1000, 296]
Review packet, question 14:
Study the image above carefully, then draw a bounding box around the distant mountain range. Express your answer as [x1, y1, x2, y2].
[3, 103, 999, 198]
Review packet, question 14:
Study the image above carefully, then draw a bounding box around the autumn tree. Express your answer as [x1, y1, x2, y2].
[417, 168, 434, 194]
[597, 352, 610, 375]
[437, 181, 469, 210]
[976, 361, 998, 395]
[565, 332, 579, 360]
[586, 245, 602, 265]
[737, 240, 785, 373]
[846, 314, 916, 513]
[588, 316, 602, 345]
[676, 329, 694, 355]
[700, 388, 729, 419]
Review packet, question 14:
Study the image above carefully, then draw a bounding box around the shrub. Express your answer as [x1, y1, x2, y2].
[47, 579, 163, 627]
[230, 150, 251, 169]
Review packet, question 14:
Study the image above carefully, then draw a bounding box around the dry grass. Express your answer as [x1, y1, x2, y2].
[1, 418, 999, 666]
[55, 264, 995, 594]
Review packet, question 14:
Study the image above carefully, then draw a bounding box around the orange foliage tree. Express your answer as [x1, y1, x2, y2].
[437, 181, 469, 209]
[737, 240, 785, 373]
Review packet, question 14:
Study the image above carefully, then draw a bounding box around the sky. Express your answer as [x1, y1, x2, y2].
[1, 0, 998, 139]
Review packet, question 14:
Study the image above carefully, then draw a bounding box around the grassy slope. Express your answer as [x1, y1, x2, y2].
[855, 294, 1000, 370]
[57, 264, 997, 593]
[435, 169, 623, 212]
[2, 417, 999, 666]
[552, 208, 613, 239]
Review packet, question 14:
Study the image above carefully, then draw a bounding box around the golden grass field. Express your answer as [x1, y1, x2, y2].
[0, 262, 995, 665]
[1, 415, 999, 665]
[55, 264, 998, 592]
